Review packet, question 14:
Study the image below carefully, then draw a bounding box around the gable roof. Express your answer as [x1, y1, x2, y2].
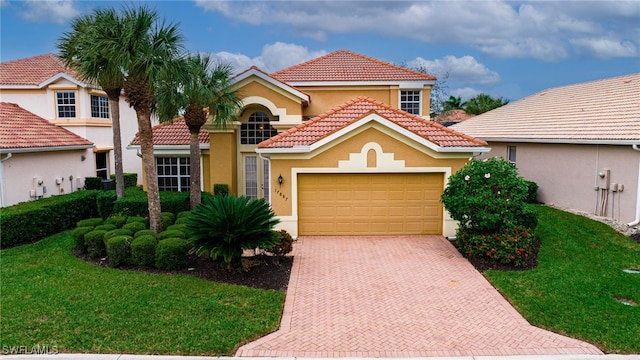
[232, 66, 310, 104]
[129, 116, 210, 147]
[270, 50, 436, 83]
[0, 53, 87, 88]
[258, 96, 487, 153]
[0, 102, 93, 152]
[452, 73, 640, 145]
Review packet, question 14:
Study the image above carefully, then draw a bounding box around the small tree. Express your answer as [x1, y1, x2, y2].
[441, 157, 537, 266]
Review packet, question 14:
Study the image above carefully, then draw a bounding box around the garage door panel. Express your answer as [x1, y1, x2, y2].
[298, 173, 443, 235]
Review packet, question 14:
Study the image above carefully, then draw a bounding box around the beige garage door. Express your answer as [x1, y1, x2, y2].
[298, 173, 443, 235]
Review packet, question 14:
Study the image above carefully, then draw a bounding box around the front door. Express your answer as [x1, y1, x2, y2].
[243, 154, 270, 202]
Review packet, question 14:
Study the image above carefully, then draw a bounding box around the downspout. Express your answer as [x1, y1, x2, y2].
[628, 144, 640, 226]
[0, 153, 13, 207]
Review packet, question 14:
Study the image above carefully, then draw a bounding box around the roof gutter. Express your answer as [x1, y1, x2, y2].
[627, 144, 640, 227]
[0, 153, 12, 207]
[477, 137, 640, 146]
[0, 144, 93, 154]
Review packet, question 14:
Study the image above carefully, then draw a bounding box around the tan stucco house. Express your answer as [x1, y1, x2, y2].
[453, 73, 640, 228]
[130, 50, 490, 237]
[0, 53, 143, 205]
[0, 102, 94, 206]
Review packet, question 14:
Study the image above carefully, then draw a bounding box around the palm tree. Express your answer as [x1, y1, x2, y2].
[463, 93, 509, 115]
[442, 95, 463, 112]
[156, 55, 242, 209]
[58, 8, 126, 199]
[115, 6, 185, 233]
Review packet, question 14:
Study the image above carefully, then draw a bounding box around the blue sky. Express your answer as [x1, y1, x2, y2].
[1, 0, 638, 102]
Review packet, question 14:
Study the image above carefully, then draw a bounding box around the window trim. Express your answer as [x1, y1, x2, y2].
[156, 157, 190, 192]
[95, 152, 109, 180]
[90, 95, 110, 119]
[56, 91, 77, 118]
[507, 145, 517, 165]
[399, 89, 422, 116]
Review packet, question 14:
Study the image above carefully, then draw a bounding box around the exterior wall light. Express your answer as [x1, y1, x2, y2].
[278, 174, 283, 186]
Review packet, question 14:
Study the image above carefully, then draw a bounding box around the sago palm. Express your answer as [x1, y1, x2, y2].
[186, 195, 280, 270]
[57, 8, 127, 199]
[156, 55, 242, 209]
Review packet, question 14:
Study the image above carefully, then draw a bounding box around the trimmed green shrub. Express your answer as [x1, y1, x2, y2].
[177, 211, 191, 219]
[0, 190, 99, 248]
[110, 172, 138, 188]
[131, 235, 157, 268]
[174, 217, 188, 225]
[156, 238, 188, 270]
[524, 180, 539, 204]
[166, 224, 187, 233]
[110, 190, 190, 217]
[105, 235, 133, 267]
[84, 177, 103, 190]
[123, 221, 147, 233]
[96, 191, 117, 219]
[126, 216, 147, 224]
[158, 230, 186, 241]
[160, 192, 190, 215]
[72, 226, 95, 253]
[85, 230, 108, 258]
[104, 228, 134, 241]
[94, 224, 117, 232]
[161, 212, 175, 230]
[213, 184, 229, 196]
[135, 229, 156, 239]
[187, 195, 280, 269]
[268, 229, 294, 257]
[77, 218, 104, 228]
[104, 215, 127, 228]
[457, 226, 536, 267]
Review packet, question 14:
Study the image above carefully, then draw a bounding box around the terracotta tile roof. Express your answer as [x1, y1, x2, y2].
[0, 102, 93, 150]
[258, 96, 486, 149]
[271, 50, 436, 83]
[452, 73, 640, 143]
[130, 116, 209, 146]
[433, 109, 475, 122]
[0, 53, 80, 86]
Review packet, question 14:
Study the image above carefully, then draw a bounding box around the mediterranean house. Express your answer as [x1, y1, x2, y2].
[0, 54, 143, 206]
[0, 102, 94, 207]
[130, 50, 490, 237]
[452, 73, 640, 228]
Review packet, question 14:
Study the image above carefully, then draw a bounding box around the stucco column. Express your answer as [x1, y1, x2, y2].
[206, 123, 239, 196]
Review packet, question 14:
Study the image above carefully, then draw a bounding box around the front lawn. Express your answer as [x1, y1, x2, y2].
[484, 205, 640, 353]
[0, 232, 285, 355]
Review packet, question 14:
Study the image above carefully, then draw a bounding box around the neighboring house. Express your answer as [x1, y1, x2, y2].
[452, 73, 640, 227]
[432, 109, 475, 127]
[130, 50, 490, 237]
[0, 102, 94, 207]
[0, 54, 143, 198]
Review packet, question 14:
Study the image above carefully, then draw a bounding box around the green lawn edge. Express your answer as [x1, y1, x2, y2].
[0, 232, 285, 355]
[484, 205, 640, 354]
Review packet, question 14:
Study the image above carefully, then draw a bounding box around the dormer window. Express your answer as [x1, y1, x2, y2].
[240, 111, 278, 145]
[56, 91, 76, 118]
[91, 95, 110, 119]
[400, 90, 421, 115]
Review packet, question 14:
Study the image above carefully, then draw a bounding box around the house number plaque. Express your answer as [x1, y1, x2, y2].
[274, 188, 288, 201]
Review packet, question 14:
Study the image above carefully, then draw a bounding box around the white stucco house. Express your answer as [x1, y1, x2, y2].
[452, 73, 640, 229]
[0, 53, 143, 206]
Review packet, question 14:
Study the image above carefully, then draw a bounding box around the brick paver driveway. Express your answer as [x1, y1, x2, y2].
[236, 236, 602, 357]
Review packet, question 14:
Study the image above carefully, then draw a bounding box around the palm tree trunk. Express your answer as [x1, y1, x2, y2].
[107, 91, 125, 199]
[189, 129, 201, 209]
[136, 108, 162, 233]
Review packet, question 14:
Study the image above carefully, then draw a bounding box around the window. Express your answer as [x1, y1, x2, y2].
[156, 157, 190, 192]
[91, 95, 110, 118]
[507, 146, 517, 165]
[400, 90, 421, 115]
[240, 111, 278, 145]
[96, 152, 109, 179]
[56, 91, 76, 118]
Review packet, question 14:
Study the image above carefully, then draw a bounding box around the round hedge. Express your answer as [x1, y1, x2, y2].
[105, 235, 133, 267]
[155, 238, 188, 270]
[71, 226, 95, 253]
[84, 229, 107, 258]
[77, 218, 104, 228]
[131, 235, 157, 268]
[158, 229, 186, 241]
[122, 221, 147, 233]
[94, 224, 117, 232]
[135, 229, 156, 239]
[105, 215, 128, 228]
[104, 228, 134, 241]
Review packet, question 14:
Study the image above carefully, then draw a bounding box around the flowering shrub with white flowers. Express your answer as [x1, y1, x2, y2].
[441, 157, 538, 266]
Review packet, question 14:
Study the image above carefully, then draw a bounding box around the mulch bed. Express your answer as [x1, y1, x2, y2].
[448, 239, 541, 272]
[74, 250, 293, 292]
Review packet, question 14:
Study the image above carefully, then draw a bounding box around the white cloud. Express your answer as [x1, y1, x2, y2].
[409, 56, 500, 86]
[450, 87, 481, 101]
[195, 1, 640, 61]
[209, 42, 327, 73]
[19, 0, 80, 24]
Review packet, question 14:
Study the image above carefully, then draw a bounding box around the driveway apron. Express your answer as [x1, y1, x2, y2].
[236, 236, 602, 357]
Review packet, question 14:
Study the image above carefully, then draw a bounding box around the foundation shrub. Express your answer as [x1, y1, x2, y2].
[524, 180, 539, 204]
[131, 235, 157, 268]
[72, 226, 95, 253]
[213, 184, 229, 196]
[187, 194, 280, 269]
[441, 157, 538, 267]
[85, 230, 107, 258]
[158, 230, 186, 241]
[84, 177, 103, 191]
[155, 238, 188, 270]
[268, 229, 294, 257]
[109, 172, 138, 188]
[105, 235, 133, 267]
[96, 191, 117, 219]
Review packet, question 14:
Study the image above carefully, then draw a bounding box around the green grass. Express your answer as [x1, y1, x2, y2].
[0, 232, 285, 355]
[484, 205, 640, 353]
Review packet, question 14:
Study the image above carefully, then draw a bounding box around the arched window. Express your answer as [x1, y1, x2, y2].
[240, 111, 279, 145]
